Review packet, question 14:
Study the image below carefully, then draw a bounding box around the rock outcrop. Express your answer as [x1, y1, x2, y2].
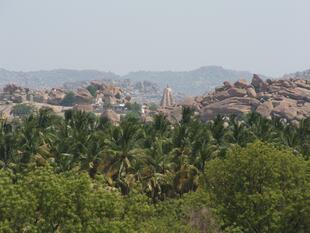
[3, 84, 23, 94]
[197, 75, 310, 121]
[251, 74, 268, 92]
[201, 97, 260, 121]
[75, 88, 93, 104]
[234, 79, 250, 89]
[255, 101, 273, 118]
[47, 88, 66, 105]
[227, 87, 247, 97]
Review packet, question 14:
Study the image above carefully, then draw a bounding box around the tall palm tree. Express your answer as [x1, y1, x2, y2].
[102, 117, 146, 194]
[0, 120, 17, 168]
[246, 112, 275, 141]
[295, 118, 310, 158]
[17, 116, 42, 166]
[226, 115, 255, 146]
[173, 161, 200, 196]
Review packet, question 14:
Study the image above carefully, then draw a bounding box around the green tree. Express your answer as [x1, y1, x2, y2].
[148, 103, 158, 111]
[11, 104, 34, 117]
[125, 102, 141, 113]
[103, 117, 145, 194]
[205, 141, 310, 233]
[0, 121, 17, 168]
[86, 85, 97, 97]
[61, 92, 76, 106]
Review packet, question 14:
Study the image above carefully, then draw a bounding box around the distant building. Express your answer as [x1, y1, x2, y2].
[160, 85, 174, 107]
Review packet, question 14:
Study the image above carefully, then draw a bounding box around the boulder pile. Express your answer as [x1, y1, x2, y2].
[75, 88, 93, 104]
[47, 88, 66, 105]
[196, 75, 310, 121]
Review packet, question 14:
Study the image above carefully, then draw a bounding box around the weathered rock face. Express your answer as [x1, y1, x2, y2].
[75, 88, 93, 104]
[197, 74, 310, 121]
[234, 79, 250, 89]
[278, 87, 310, 102]
[213, 91, 230, 101]
[87, 81, 129, 105]
[223, 81, 233, 89]
[201, 97, 260, 121]
[177, 97, 201, 112]
[47, 88, 66, 105]
[89, 80, 103, 90]
[89, 81, 123, 98]
[227, 87, 247, 97]
[251, 74, 268, 92]
[246, 87, 257, 98]
[256, 101, 273, 118]
[271, 98, 298, 120]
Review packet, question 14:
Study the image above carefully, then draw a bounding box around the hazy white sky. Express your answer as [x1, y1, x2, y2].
[0, 0, 309, 76]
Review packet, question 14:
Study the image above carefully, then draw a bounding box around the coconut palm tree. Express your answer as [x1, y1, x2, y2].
[0, 120, 17, 168]
[102, 117, 146, 194]
[17, 116, 42, 166]
[226, 115, 255, 146]
[246, 112, 275, 141]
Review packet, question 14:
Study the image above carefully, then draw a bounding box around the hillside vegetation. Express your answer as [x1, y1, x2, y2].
[0, 108, 309, 232]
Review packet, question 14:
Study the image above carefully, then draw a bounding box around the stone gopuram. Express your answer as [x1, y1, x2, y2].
[160, 85, 174, 107]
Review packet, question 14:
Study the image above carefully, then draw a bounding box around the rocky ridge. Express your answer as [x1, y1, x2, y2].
[0, 81, 127, 107]
[189, 75, 310, 121]
[0, 66, 256, 97]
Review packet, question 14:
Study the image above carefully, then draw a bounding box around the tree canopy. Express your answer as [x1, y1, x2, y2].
[0, 109, 309, 232]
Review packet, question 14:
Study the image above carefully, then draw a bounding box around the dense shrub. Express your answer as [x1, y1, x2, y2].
[205, 141, 310, 233]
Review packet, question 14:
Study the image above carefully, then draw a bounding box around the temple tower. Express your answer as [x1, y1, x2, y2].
[160, 85, 174, 107]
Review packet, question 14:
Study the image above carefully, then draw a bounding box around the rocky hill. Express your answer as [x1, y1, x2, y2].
[192, 75, 310, 122]
[123, 66, 254, 96]
[0, 66, 255, 96]
[282, 69, 310, 80]
[63, 79, 163, 104]
[0, 68, 119, 89]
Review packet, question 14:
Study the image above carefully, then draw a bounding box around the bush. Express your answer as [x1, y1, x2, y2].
[205, 141, 310, 233]
[0, 168, 127, 232]
[148, 103, 158, 111]
[125, 102, 141, 113]
[11, 104, 34, 117]
[0, 168, 218, 233]
[86, 85, 97, 97]
[61, 92, 76, 106]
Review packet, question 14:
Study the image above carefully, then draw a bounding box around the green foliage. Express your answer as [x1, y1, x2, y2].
[86, 85, 97, 97]
[148, 103, 158, 111]
[205, 141, 310, 233]
[0, 168, 127, 232]
[61, 92, 76, 106]
[0, 109, 310, 232]
[0, 168, 216, 233]
[11, 103, 34, 117]
[125, 102, 141, 113]
[123, 111, 141, 121]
